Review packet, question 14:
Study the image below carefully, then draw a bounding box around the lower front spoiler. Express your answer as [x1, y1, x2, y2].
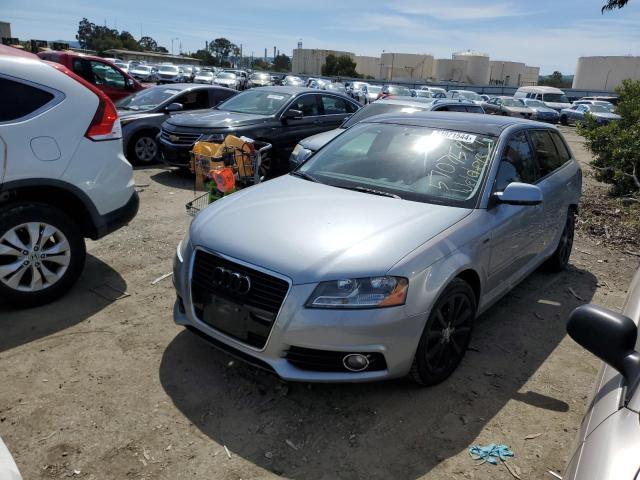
[173, 300, 399, 383]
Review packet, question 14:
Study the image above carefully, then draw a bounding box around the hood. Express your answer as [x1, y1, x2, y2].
[298, 128, 344, 151]
[166, 109, 270, 128]
[506, 106, 533, 114]
[545, 102, 572, 111]
[530, 106, 558, 114]
[190, 175, 472, 284]
[591, 112, 621, 120]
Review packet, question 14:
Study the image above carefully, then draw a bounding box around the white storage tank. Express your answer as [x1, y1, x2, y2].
[573, 56, 640, 91]
[490, 61, 526, 86]
[453, 50, 490, 85]
[380, 53, 434, 81]
[432, 58, 465, 82]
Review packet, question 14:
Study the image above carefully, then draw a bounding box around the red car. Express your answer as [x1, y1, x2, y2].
[37, 50, 145, 101]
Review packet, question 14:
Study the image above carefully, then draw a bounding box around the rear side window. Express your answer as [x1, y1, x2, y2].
[0, 78, 55, 122]
[549, 131, 571, 163]
[209, 88, 236, 105]
[466, 105, 484, 113]
[437, 104, 468, 112]
[175, 90, 210, 110]
[494, 131, 538, 191]
[529, 130, 563, 177]
[320, 95, 350, 115]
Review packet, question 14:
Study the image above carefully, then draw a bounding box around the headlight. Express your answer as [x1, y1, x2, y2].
[306, 276, 408, 308]
[291, 144, 313, 163]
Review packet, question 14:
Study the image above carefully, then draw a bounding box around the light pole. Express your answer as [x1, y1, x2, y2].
[171, 37, 179, 56]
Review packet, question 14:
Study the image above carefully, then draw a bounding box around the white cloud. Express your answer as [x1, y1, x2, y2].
[392, 0, 537, 20]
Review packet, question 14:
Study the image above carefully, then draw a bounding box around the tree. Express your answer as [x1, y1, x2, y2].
[139, 36, 158, 51]
[273, 53, 291, 72]
[76, 18, 94, 49]
[539, 71, 570, 88]
[156, 46, 168, 53]
[321, 54, 360, 77]
[251, 59, 270, 71]
[577, 79, 640, 198]
[208, 38, 236, 63]
[602, 0, 629, 12]
[118, 31, 139, 50]
[190, 49, 215, 66]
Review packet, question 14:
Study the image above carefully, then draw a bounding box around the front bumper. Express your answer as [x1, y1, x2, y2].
[158, 136, 192, 167]
[172, 246, 425, 382]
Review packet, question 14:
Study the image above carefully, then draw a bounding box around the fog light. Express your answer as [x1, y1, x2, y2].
[343, 353, 370, 372]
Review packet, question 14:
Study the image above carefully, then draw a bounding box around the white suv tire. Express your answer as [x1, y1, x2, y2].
[0, 203, 86, 307]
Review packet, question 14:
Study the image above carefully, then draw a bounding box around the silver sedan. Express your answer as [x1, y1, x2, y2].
[173, 113, 581, 385]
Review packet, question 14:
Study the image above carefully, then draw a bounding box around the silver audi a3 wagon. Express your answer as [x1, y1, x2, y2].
[173, 112, 581, 385]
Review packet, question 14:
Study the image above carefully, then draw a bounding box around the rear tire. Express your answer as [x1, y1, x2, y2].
[545, 209, 575, 272]
[0, 204, 86, 307]
[409, 278, 476, 386]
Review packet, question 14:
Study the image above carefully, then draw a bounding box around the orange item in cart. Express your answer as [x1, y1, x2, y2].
[211, 167, 236, 193]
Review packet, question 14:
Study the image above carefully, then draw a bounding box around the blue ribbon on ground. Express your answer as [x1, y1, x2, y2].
[469, 443, 514, 465]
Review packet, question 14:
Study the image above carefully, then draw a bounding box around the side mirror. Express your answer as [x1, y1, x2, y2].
[568, 304, 640, 384]
[340, 114, 353, 126]
[282, 109, 303, 121]
[126, 78, 135, 89]
[493, 182, 542, 206]
[165, 102, 184, 112]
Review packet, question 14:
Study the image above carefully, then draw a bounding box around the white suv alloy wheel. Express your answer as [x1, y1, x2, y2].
[0, 222, 71, 292]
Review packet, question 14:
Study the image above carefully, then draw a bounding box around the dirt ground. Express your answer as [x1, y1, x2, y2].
[1, 127, 639, 480]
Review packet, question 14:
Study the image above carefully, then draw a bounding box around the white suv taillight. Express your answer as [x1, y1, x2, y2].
[48, 62, 122, 141]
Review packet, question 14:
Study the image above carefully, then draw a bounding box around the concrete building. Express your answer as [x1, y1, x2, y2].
[0, 21, 11, 40]
[103, 49, 201, 65]
[379, 53, 434, 81]
[573, 56, 640, 91]
[292, 48, 355, 75]
[355, 55, 380, 79]
[452, 50, 491, 85]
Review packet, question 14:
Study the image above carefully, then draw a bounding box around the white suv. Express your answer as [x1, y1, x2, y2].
[0, 48, 138, 306]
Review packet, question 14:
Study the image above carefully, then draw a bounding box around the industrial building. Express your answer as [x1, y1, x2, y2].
[378, 53, 434, 81]
[0, 21, 11, 40]
[103, 49, 201, 65]
[572, 56, 640, 91]
[292, 48, 355, 75]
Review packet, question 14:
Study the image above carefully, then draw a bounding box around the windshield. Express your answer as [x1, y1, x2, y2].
[299, 123, 496, 207]
[116, 87, 181, 111]
[217, 72, 236, 79]
[251, 73, 269, 80]
[543, 93, 569, 103]
[502, 98, 525, 107]
[342, 103, 429, 128]
[159, 66, 179, 73]
[198, 71, 214, 78]
[387, 86, 412, 96]
[415, 91, 432, 97]
[134, 66, 151, 72]
[588, 105, 610, 113]
[368, 85, 381, 94]
[525, 99, 545, 107]
[285, 76, 302, 83]
[458, 91, 482, 101]
[217, 89, 292, 115]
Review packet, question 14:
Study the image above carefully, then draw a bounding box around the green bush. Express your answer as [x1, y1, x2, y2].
[577, 79, 640, 198]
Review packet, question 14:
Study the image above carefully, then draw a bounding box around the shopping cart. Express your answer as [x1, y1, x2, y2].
[185, 136, 272, 216]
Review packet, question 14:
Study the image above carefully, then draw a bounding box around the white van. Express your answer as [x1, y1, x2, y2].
[514, 86, 571, 111]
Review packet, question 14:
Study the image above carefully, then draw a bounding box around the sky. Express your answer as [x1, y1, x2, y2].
[2, 0, 640, 74]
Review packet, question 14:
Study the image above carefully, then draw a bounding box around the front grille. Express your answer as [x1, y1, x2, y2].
[285, 346, 387, 372]
[160, 127, 202, 146]
[191, 250, 290, 348]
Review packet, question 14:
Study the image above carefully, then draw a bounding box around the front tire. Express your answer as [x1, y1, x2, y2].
[0, 204, 86, 307]
[545, 209, 575, 272]
[128, 131, 159, 165]
[410, 278, 476, 386]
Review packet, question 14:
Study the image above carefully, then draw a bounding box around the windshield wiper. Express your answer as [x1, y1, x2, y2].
[290, 171, 320, 183]
[338, 185, 401, 199]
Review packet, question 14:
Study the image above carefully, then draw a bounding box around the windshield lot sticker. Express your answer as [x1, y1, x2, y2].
[267, 95, 285, 100]
[428, 139, 491, 196]
[432, 130, 477, 143]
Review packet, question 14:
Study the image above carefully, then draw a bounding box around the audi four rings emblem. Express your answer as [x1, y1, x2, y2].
[212, 267, 251, 295]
